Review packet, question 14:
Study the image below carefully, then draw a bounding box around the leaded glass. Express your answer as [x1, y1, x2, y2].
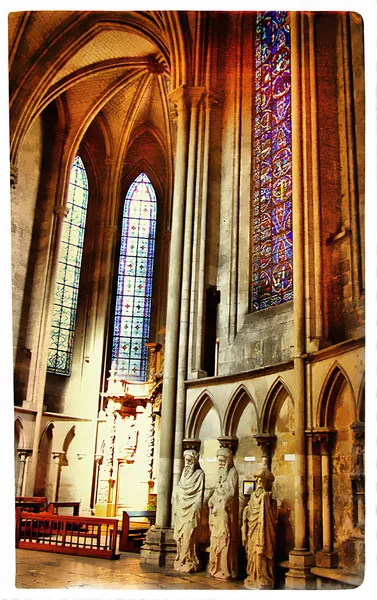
[252, 11, 293, 311]
[112, 173, 157, 382]
[47, 156, 89, 374]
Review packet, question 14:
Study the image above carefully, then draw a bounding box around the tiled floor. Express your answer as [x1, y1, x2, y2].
[16, 549, 247, 590]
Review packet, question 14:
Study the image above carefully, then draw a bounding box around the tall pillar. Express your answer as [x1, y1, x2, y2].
[141, 86, 189, 567]
[27, 202, 70, 495]
[285, 11, 315, 589]
[314, 429, 338, 567]
[154, 85, 189, 529]
[173, 86, 205, 490]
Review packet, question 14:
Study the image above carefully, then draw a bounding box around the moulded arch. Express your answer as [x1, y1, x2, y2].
[357, 373, 365, 422]
[185, 390, 221, 439]
[223, 384, 260, 436]
[316, 362, 357, 428]
[14, 417, 26, 449]
[260, 377, 294, 433]
[61, 425, 76, 466]
[38, 421, 55, 449]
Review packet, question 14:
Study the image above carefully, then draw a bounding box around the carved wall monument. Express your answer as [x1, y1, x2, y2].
[172, 449, 205, 572]
[208, 446, 239, 580]
[242, 467, 278, 589]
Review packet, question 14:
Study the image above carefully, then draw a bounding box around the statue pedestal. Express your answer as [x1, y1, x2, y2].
[140, 525, 176, 568]
[285, 550, 316, 589]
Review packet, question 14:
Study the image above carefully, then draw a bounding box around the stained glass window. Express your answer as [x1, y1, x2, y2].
[47, 156, 89, 375]
[112, 173, 157, 382]
[252, 11, 293, 311]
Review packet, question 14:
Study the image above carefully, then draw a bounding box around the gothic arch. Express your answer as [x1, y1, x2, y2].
[14, 417, 25, 449]
[61, 425, 76, 466]
[223, 384, 259, 436]
[185, 390, 221, 439]
[356, 373, 365, 422]
[316, 362, 357, 428]
[260, 377, 294, 433]
[38, 421, 55, 449]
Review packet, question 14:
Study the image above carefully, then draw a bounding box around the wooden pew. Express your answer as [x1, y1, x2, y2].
[119, 510, 156, 551]
[15, 509, 120, 560]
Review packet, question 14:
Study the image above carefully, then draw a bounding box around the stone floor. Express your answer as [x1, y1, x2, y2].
[15, 548, 247, 591]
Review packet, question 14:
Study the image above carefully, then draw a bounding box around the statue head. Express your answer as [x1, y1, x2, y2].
[183, 449, 199, 476]
[216, 447, 234, 481]
[254, 467, 275, 492]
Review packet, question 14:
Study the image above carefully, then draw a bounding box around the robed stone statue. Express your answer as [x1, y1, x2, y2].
[208, 447, 239, 580]
[172, 448, 205, 572]
[241, 467, 278, 589]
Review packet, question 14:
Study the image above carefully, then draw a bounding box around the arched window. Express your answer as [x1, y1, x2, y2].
[252, 11, 293, 311]
[111, 173, 157, 382]
[47, 156, 89, 375]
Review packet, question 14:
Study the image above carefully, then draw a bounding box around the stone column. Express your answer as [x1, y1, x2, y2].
[16, 449, 32, 496]
[173, 86, 205, 490]
[155, 85, 189, 529]
[27, 202, 70, 495]
[51, 451, 65, 502]
[314, 429, 337, 567]
[285, 12, 315, 588]
[93, 453, 104, 506]
[253, 433, 277, 469]
[350, 421, 365, 530]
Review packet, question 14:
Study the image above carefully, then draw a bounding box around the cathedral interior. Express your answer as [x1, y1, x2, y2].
[9, 8, 367, 591]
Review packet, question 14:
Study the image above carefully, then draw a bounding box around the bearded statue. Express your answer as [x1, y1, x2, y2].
[171, 449, 205, 572]
[208, 447, 239, 580]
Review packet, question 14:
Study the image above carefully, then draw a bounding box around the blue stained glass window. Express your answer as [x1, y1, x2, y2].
[47, 156, 89, 375]
[252, 11, 293, 311]
[112, 173, 157, 382]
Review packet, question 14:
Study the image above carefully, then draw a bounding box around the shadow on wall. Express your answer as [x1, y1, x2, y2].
[276, 500, 294, 562]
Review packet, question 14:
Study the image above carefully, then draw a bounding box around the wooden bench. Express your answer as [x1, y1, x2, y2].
[119, 510, 156, 552]
[15, 509, 120, 560]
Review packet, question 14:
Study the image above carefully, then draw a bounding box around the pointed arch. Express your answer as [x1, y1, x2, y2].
[316, 361, 357, 428]
[261, 377, 294, 433]
[14, 417, 26, 449]
[357, 372, 365, 422]
[223, 384, 260, 436]
[61, 425, 76, 466]
[38, 421, 55, 449]
[186, 390, 221, 439]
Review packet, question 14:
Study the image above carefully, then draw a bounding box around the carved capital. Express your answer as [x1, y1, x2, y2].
[168, 85, 187, 115]
[350, 420, 364, 446]
[146, 55, 167, 74]
[254, 433, 277, 463]
[182, 438, 201, 454]
[217, 435, 238, 455]
[95, 453, 104, 465]
[312, 428, 337, 456]
[54, 205, 69, 219]
[186, 86, 206, 109]
[17, 448, 32, 461]
[52, 451, 65, 463]
[10, 163, 18, 188]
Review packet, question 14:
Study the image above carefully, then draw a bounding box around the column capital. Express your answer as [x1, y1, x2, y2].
[52, 451, 65, 462]
[182, 438, 201, 454]
[168, 85, 187, 114]
[312, 427, 337, 455]
[95, 453, 104, 465]
[54, 205, 69, 219]
[253, 432, 277, 464]
[185, 86, 206, 109]
[17, 448, 32, 460]
[217, 435, 238, 455]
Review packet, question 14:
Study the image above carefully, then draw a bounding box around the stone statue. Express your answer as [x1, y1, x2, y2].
[208, 447, 239, 580]
[241, 467, 277, 589]
[172, 449, 205, 572]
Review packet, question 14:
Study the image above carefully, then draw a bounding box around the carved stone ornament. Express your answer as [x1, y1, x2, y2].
[172, 448, 205, 573]
[208, 447, 239, 580]
[242, 466, 278, 589]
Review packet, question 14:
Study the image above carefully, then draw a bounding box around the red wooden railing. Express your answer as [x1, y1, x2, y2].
[15, 509, 119, 560]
